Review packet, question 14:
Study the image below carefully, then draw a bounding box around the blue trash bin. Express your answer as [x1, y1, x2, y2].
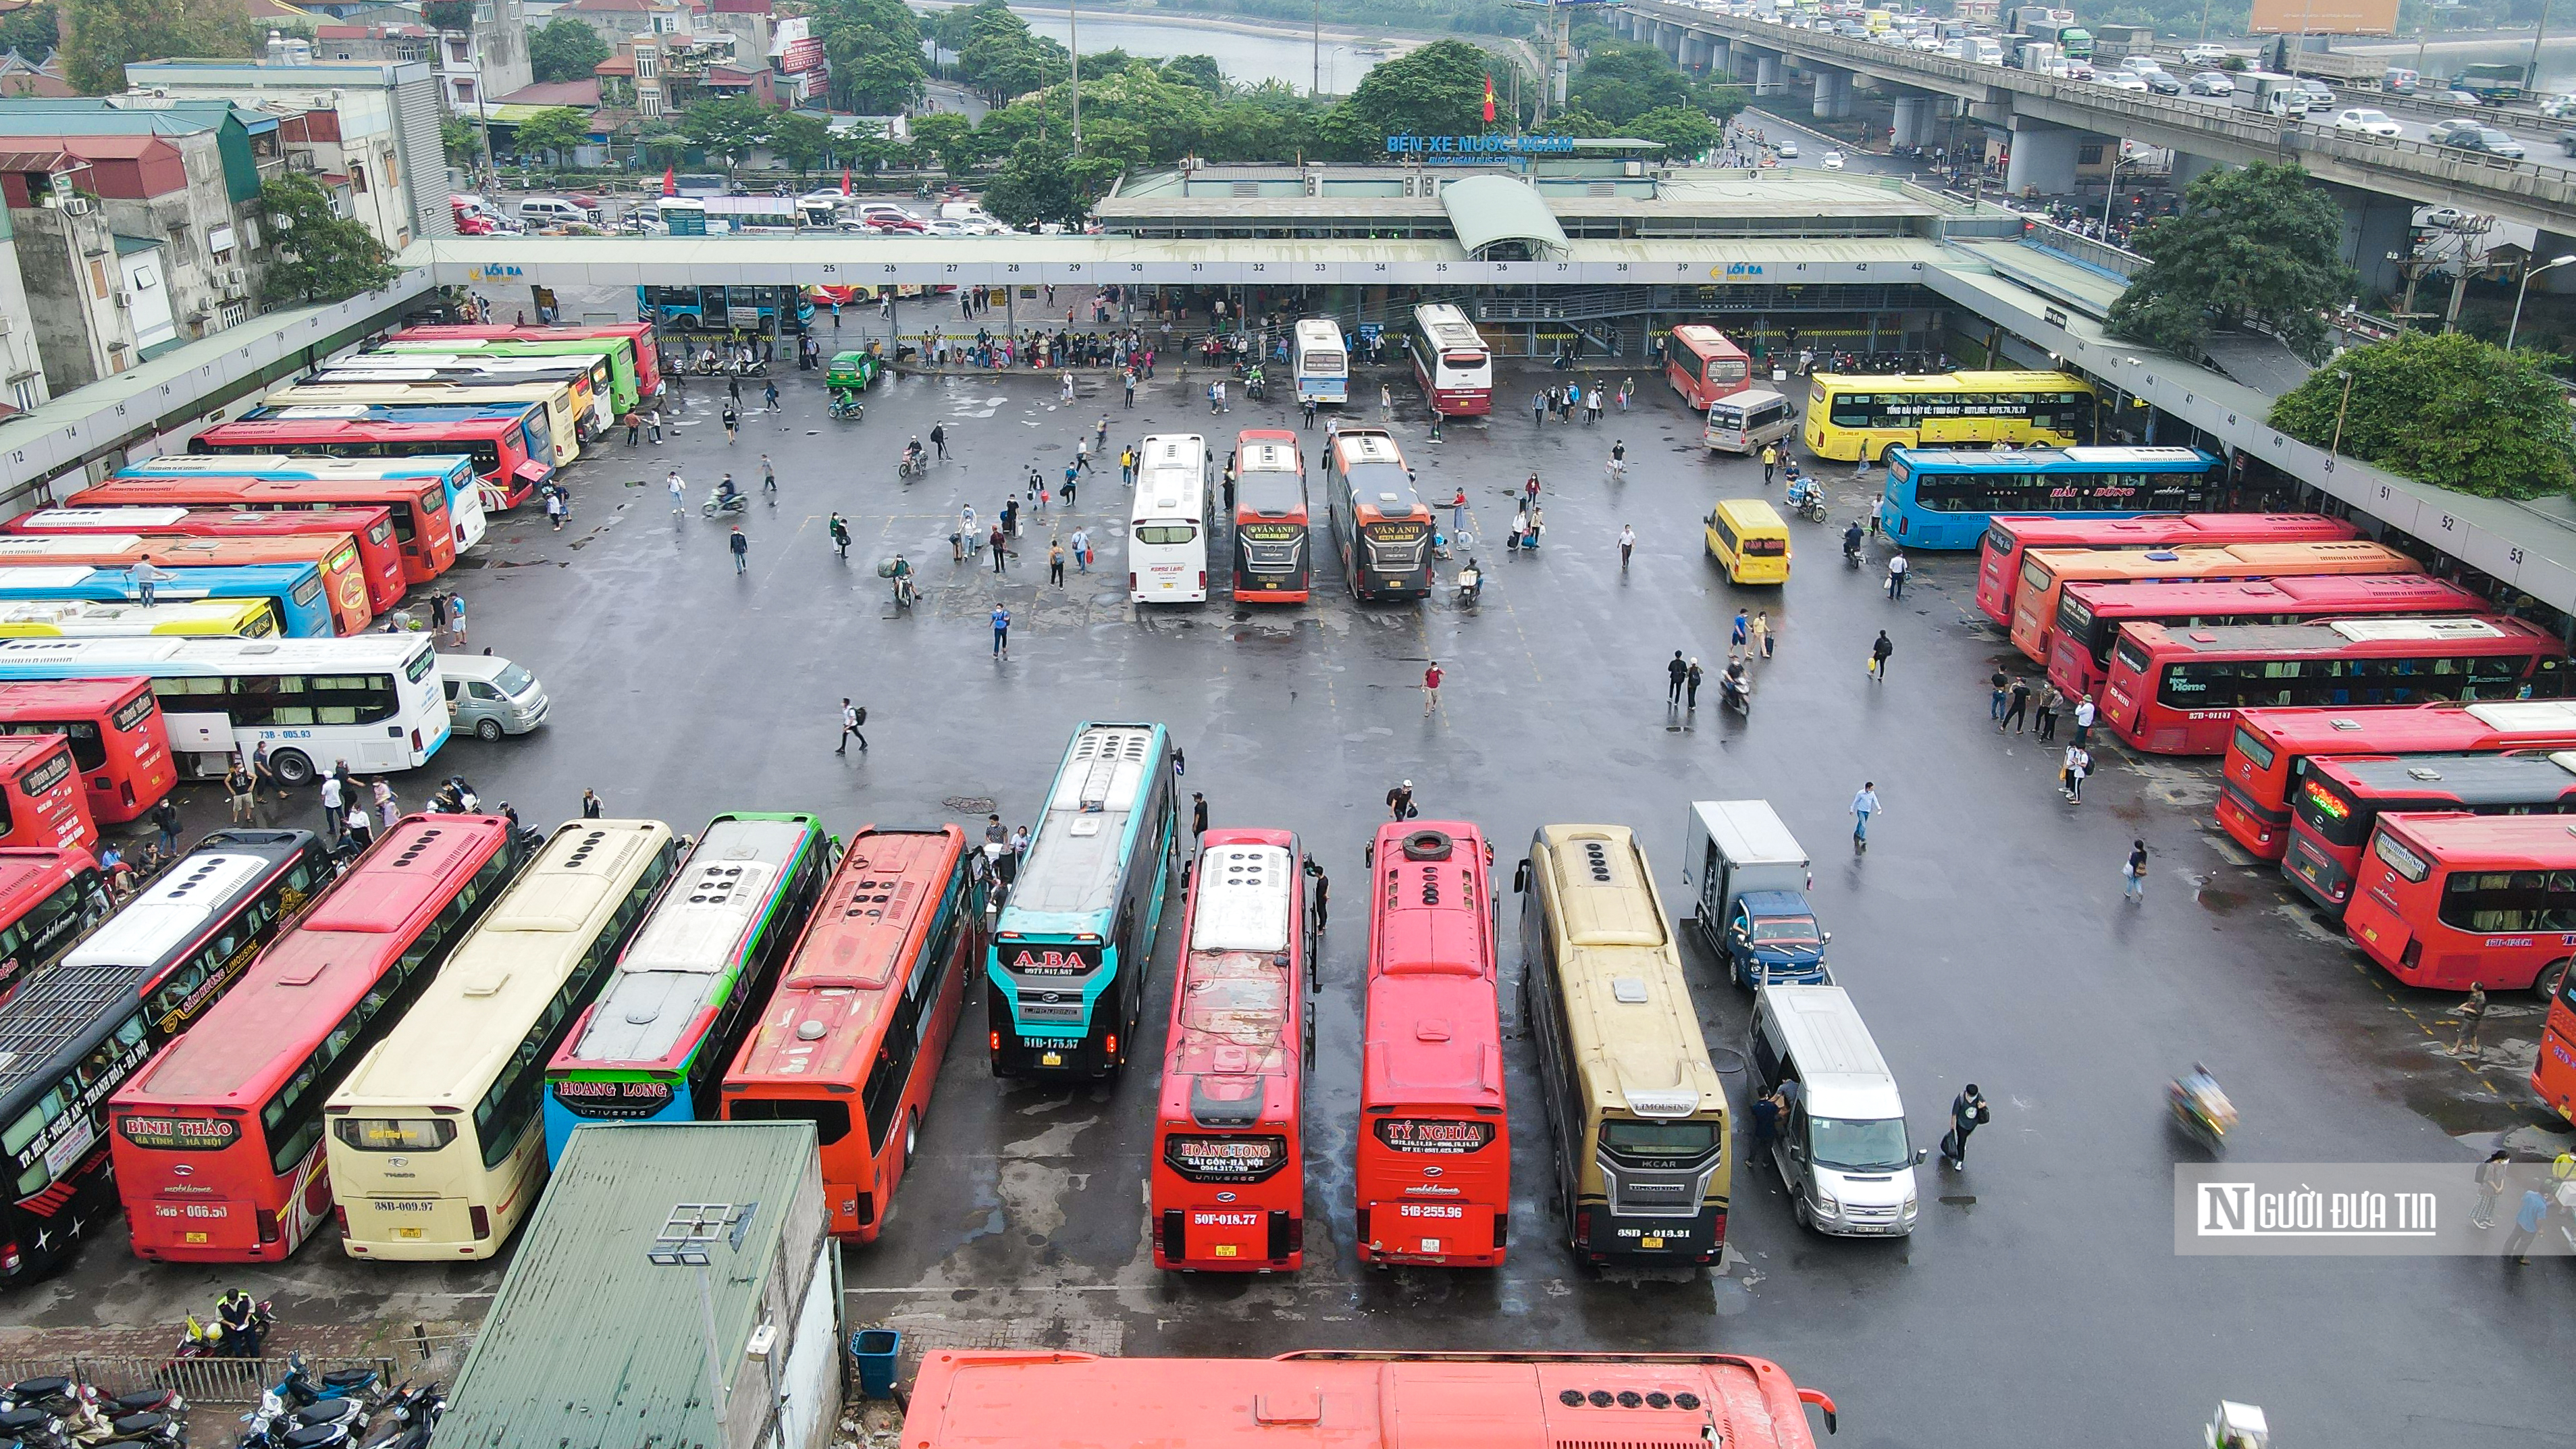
[850, 1328, 901, 1398]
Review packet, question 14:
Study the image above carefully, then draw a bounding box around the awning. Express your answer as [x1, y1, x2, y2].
[1440, 174, 1569, 261]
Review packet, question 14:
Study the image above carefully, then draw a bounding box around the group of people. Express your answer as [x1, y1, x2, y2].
[1984, 668, 2104, 804]
[1529, 379, 1631, 426]
[912, 326, 1161, 377]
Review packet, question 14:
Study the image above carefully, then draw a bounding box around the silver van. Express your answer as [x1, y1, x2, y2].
[441, 653, 549, 739]
[515, 196, 597, 228]
[1748, 984, 1923, 1236]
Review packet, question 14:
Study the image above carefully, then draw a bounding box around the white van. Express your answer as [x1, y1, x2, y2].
[1748, 984, 1924, 1236]
[516, 196, 598, 228]
[440, 652, 550, 739]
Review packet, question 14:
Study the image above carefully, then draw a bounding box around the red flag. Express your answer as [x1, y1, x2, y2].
[660, 165, 677, 197]
[1482, 73, 1497, 123]
[841, 167, 852, 195]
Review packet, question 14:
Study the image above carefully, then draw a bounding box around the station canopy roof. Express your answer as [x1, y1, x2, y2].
[1440, 174, 1569, 260]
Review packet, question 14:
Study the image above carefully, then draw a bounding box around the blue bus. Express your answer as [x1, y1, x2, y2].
[539, 811, 833, 1164]
[635, 284, 814, 334]
[989, 722, 1178, 1078]
[108, 453, 491, 554]
[1877, 445, 2222, 550]
[0, 562, 334, 637]
[241, 402, 544, 429]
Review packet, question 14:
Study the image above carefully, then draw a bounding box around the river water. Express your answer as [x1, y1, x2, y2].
[950, 9, 1414, 94]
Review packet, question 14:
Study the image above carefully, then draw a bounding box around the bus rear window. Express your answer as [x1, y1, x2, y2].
[2230, 727, 2276, 772]
[2372, 830, 2430, 882]
[332, 1117, 455, 1152]
[1601, 1119, 1716, 1161]
[1134, 525, 1198, 546]
[2113, 637, 2153, 679]
[1984, 525, 2017, 556]
[2020, 557, 2054, 598]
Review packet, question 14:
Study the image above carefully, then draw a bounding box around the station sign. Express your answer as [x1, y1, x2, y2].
[1384, 134, 1579, 160]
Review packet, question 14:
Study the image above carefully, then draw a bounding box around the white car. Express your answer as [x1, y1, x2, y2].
[2334, 107, 2402, 137]
[2417, 205, 2481, 231]
[2105, 72, 2148, 90]
[1911, 33, 1943, 49]
[2180, 42, 2229, 65]
[1821, 149, 1845, 168]
[1775, 138, 1799, 157]
[2543, 95, 2576, 117]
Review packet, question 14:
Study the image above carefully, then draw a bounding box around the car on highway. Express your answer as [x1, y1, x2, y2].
[1775, 138, 1799, 157]
[1911, 33, 1943, 49]
[2417, 204, 2481, 230]
[2295, 78, 2336, 107]
[2180, 42, 2229, 65]
[2186, 71, 2236, 96]
[2143, 70, 2183, 93]
[2333, 107, 2403, 137]
[2104, 72, 2149, 91]
[2426, 116, 2483, 143]
[2544, 94, 2576, 118]
[2560, 126, 2576, 156]
[2439, 125, 2527, 159]
[1821, 149, 1845, 168]
[2442, 88, 2484, 105]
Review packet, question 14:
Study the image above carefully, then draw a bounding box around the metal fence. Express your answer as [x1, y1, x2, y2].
[0, 1354, 400, 1405]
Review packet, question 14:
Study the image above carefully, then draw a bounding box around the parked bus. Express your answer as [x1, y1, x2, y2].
[2219, 701, 2576, 859]
[61, 828, 329, 1032]
[0, 537, 370, 636]
[12, 506, 404, 618]
[1665, 323, 1754, 411]
[1230, 431, 1310, 604]
[1321, 429, 1434, 603]
[2533, 954, 2576, 1124]
[990, 722, 1178, 1078]
[1151, 828, 1310, 1272]
[2008, 539, 2421, 662]
[1876, 446, 2222, 550]
[0, 597, 278, 642]
[1703, 390, 1795, 456]
[0, 736, 97, 856]
[2047, 574, 2489, 701]
[540, 813, 833, 1164]
[1292, 319, 1347, 405]
[373, 340, 623, 409]
[2101, 616, 2568, 756]
[2344, 812, 2576, 993]
[722, 824, 982, 1242]
[1515, 824, 1727, 1267]
[1358, 820, 1505, 1268]
[0, 678, 176, 825]
[107, 814, 529, 1261]
[1129, 435, 1210, 604]
[0, 966, 151, 1280]
[388, 321, 660, 407]
[1406, 304, 1493, 417]
[77, 458, 477, 577]
[261, 381, 587, 468]
[903, 1351, 1839, 1449]
[1974, 512, 2361, 626]
[0, 636, 448, 785]
[633, 285, 812, 340]
[318, 354, 607, 428]
[186, 414, 554, 514]
[1801, 370, 2093, 463]
[0, 564, 334, 641]
[2284, 752, 2576, 916]
[327, 818, 679, 1259]
[0, 845, 112, 1001]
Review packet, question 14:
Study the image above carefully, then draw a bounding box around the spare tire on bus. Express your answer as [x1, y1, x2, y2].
[1400, 829, 1454, 862]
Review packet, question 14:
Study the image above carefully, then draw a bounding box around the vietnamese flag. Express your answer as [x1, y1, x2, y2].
[1482, 73, 1497, 123]
[661, 165, 677, 197]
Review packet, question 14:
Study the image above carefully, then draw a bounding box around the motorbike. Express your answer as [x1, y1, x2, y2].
[365, 1385, 441, 1449]
[1244, 373, 1268, 403]
[827, 393, 864, 422]
[1720, 671, 1751, 717]
[2168, 1068, 2236, 1152]
[897, 452, 927, 481]
[1455, 567, 1482, 609]
[174, 1300, 272, 1360]
[1788, 482, 1829, 523]
[890, 572, 919, 610]
[1843, 531, 1865, 569]
[701, 488, 747, 519]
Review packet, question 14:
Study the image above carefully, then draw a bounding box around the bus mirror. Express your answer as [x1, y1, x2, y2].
[1513, 861, 1529, 893]
[1821, 931, 1833, 944]
[1916, 1147, 1930, 1164]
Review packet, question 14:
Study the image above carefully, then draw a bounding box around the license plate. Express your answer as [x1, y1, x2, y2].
[184, 1232, 208, 1244]
[1213, 1244, 1238, 1257]
[1642, 1236, 1666, 1248]
[1421, 1237, 1442, 1253]
[1041, 1051, 1062, 1067]
[394, 1228, 422, 1240]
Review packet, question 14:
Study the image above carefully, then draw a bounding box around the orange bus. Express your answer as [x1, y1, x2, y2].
[0, 734, 97, 857]
[0, 678, 176, 825]
[720, 824, 983, 1242]
[2534, 959, 2576, 1124]
[903, 1352, 1839, 1449]
[11, 506, 405, 617]
[72, 460, 470, 585]
[0, 535, 373, 635]
[1664, 324, 1754, 411]
[2007, 539, 2420, 662]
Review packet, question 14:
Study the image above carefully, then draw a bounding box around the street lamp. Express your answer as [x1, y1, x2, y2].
[646, 1201, 758, 1435]
[2328, 369, 2353, 458]
[2507, 253, 2576, 350]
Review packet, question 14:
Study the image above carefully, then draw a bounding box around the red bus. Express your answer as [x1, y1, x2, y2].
[2010, 540, 2419, 662]
[2101, 616, 2568, 756]
[68, 471, 463, 585]
[107, 814, 528, 1262]
[1974, 512, 2362, 626]
[2344, 812, 2576, 993]
[2284, 751, 2576, 916]
[1153, 827, 1309, 1272]
[2046, 573, 2488, 701]
[1230, 431, 1311, 605]
[390, 321, 662, 400]
[2533, 961, 2576, 1123]
[0, 535, 372, 635]
[11, 506, 406, 617]
[902, 1351, 1839, 1449]
[0, 845, 111, 998]
[0, 735, 97, 858]
[721, 824, 983, 1243]
[1406, 305, 1493, 418]
[2217, 701, 2576, 859]
[1359, 820, 1506, 1269]
[1664, 323, 1754, 411]
[0, 679, 175, 826]
[186, 415, 554, 511]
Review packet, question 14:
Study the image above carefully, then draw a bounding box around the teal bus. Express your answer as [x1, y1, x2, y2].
[989, 722, 1178, 1078]
[538, 811, 834, 1163]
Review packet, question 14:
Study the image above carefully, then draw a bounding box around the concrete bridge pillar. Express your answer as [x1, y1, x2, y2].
[2535, 232, 2576, 294]
[1891, 95, 1934, 147]
[2323, 182, 2414, 299]
[2168, 151, 2219, 192]
[1710, 36, 1731, 76]
[1756, 52, 1782, 94]
[1683, 33, 1710, 72]
[2003, 117, 2081, 196]
[1812, 68, 1856, 120]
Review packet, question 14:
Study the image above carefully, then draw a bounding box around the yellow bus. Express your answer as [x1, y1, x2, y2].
[262, 379, 588, 466]
[1512, 823, 1729, 1269]
[0, 597, 279, 638]
[1800, 369, 2093, 462]
[322, 818, 678, 1260]
[1704, 498, 1791, 585]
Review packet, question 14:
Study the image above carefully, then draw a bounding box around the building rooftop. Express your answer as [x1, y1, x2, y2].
[1442, 173, 1568, 260]
[495, 78, 600, 106]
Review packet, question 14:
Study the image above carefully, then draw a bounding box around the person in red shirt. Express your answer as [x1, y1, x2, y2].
[1423, 660, 1444, 716]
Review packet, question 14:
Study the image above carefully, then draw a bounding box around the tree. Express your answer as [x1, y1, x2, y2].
[512, 105, 590, 165]
[527, 17, 608, 83]
[1161, 53, 1224, 93]
[1566, 39, 1696, 124]
[2107, 161, 2356, 363]
[2267, 331, 2576, 500]
[959, 28, 1066, 104]
[1313, 38, 1490, 158]
[64, 0, 255, 93]
[259, 172, 396, 306]
[420, 0, 471, 32]
[679, 95, 772, 171]
[980, 133, 1121, 228]
[810, 0, 921, 112]
[908, 111, 976, 176]
[0, 1, 59, 55]
[638, 130, 687, 167]
[1625, 103, 1718, 158]
[440, 113, 479, 165]
[766, 110, 831, 176]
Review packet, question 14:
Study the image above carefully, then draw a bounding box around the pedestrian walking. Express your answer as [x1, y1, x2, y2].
[728, 374, 741, 404]
[761, 454, 777, 495]
[1452, 489, 1470, 532]
[1753, 610, 1773, 659]
[649, 407, 664, 443]
[1869, 630, 1893, 681]
[1386, 780, 1416, 821]
[1989, 668, 2010, 723]
[1685, 658, 1704, 709]
[581, 788, 604, 819]
[2001, 677, 2030, 733]
[1586, 389, 1604, 426]
[228, 760, 257, 823]
[372, 777, 398, 831]
[722, 401, 739, 443]
[1301, 396, 1317, 427]
[1072, 527, 1091, 573]
[1305, 858, 1329, 931]
[1939, 1084, 1991, 1168]
[343, 801, 373, 851]
[1191, 791, 1209, 841]
[429, 592, 449, 633]
[251, 740, 275, 804]
[729, 525, 750, 575]
[1524, 473, 1542, 512]
[762, 379, 779, 413]
[991, 604, 1010, 659]
[1668, 650, 1689, 705]
[2034, 683, 2062, 741]
[1850, 781, 1881, 852]
[829, 512, 851, 560]
[2476, 1150, 2513, 1230]
[2061, 744, 2092, 803]
[152, 795, 182, 858]
[1380, 383, 1393, 421]
[1095, 417, 1108, 453]
[1173, 746, 1186, 779]
[1045, 540, 1065, 585]
[545, 490, 567, 531]
[1423, 660, 1444, 716]
[837, 698, 868, 755]
[2450, 982, 2490, 1057]
[2073, 694, 2098, 747]
[1885, 550, 1909, 598]
[990, 523, 1008, 572]
[624, 411, 642, 446]
[668, 470, 686, 515]
[1619, 523, 1636, 570]
[1532, 390, 1546, 427]
[2124, 839, 2148, 901]
[1731, 610, 1750, 652]
[931, 423, 949, 460]
[1761, 443, 1779, 485]
[2506, 1186, 2549, 1263]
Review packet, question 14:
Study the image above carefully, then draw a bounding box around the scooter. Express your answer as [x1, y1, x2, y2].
[2167, 1068, 2234, 1153]
[827, 393, 864, 422]
[366, 1385, 442, 1449]
[897, 452, 927, 481]
[1455, 566, 1482, 609]
[1720, 672, 1751, 717]
[1843, 531, 1865, 569]
[701, 489, 747, 519]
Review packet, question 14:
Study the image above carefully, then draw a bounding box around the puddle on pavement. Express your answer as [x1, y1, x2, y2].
[2194, 886, 2249, 915]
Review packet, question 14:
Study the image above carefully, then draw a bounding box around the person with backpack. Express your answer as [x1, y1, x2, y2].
[837, 698, 867, 755]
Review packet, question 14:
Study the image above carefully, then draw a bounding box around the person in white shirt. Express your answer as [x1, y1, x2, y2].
[1886, 550, 1910, 599]
[668, 470, 686, 516]
[1619, 524, 1636, 570]
[319, 772, 343, 845]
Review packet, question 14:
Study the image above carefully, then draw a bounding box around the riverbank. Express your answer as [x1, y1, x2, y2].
[912, 0, 1427, 52]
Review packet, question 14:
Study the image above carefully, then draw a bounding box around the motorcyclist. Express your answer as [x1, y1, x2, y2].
[889, 552, 916, 606]
[904, 436, 926, 475]
[714, 474, 741, 509]
[1721, 659, 1749, 710]
[1456, 556, 1482, 605]
[1843, 520, 1864, 561]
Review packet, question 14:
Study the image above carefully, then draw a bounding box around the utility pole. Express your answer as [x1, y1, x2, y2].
[1312, 0, 1321, 95]
[1069, 0, 1081, 156]
[2527, 0, 2553, 93]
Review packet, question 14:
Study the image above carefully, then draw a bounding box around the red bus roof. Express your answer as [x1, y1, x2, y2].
[192, 417, 528, 446]
[2376, 810, 2576, 865]
[0, 846, 97, 917]
[115, 815, 511, 1106]
[0, 536, 346, 569]
[0, 678, 151, 715]
[70, 477, 449, 508]
[1363, 822, 1499, 1111]
[2120, 615, 2556, 659]
[2235, 702, 2576, 756]
[2064, 573, 2488, 617]
[0, 733, 73, 776]
[904, 1352, 1827, 1449]
[11, 506, 392, 541]
[1989, 513, 2358, 548]
[1668, 323, 1745, 357]
[1162, 828, 1299, 1126]
[726, 824, 966, 1087]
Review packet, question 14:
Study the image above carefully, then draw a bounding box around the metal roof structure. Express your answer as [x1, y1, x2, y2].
[1440, 174, 1571, 261]
[439, 1122, 821, 1449]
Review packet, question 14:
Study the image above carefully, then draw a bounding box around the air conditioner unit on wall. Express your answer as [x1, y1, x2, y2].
[113, 292, 129, 309]
[61, 196, 93, 217]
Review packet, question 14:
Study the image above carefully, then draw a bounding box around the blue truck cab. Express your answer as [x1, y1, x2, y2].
[1683, 799, 1832, 989]
[1725, 889, 1831, 986]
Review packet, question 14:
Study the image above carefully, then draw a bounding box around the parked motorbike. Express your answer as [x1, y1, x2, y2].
[701, 488, 747, 519]
[363, 1385, 440, 1449]
[173, 1300, 272, 1360]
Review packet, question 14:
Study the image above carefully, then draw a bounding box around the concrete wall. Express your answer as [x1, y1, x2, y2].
[13, 207, 135, 392]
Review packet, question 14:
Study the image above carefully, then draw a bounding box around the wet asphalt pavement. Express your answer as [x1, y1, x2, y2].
[19, 346, 2576, 1448]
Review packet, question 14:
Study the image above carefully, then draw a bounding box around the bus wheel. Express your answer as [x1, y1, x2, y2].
[2538, 958, 2574, 1001]
[903, 1110, 919, 1169]
[269, 749, 315, 787]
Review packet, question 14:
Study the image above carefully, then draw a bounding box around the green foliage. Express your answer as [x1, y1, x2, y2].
[527, 17, 608, 83]
[810, 0, 922, 112]
[980, 132, 1120, 228]
[638, 130, 688, 167]
[2107, 161, 2357, 364]
[1626, 103, 1719, 157]
[64, 0, 253, 93]
[420, 0, 471, 31]
[1162, 53, 1224, 93]
[908, 111, 975, 176]
[765, 110, 831, 176]
[2268, 332, 2576, 500]
[0, 1, 59, 55]
[679, 95, 774, 170]
[1565, 40, 1693, 124]
[440, 112, 479, 164]
[1311, 38, 1488, 159]
[259, 172, 396, 307]
[512, 105, 590, 163]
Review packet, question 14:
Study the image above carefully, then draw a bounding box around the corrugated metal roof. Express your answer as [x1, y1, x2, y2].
[440, 1122, 818, 1449]
[1440, 174, 1568, 259]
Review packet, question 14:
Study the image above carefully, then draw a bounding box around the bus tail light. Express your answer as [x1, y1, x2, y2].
[254, 1209, 280, 1244]
[332, 1205, 348, 1236]
[470, 1205, 491, 1241]
[1160, 1210, 1183, 1263]
[1267, 1210, 1292, 1261]
[2402, 939, 2423, 970]
[1105, 1034, 1118, 1059]
[1354, 1208, 1369, 1246]
[1, 1241, 18, 1274]
[1493, 1212, 1508, 1250]
[1573, 1206, 1591, 1248]
[1285, 1214, 1304, 1255]
[1197, 571, 1206, 592]
[409, 729, 422, 752]
[115, 780, 131, 806]
[1128, 572, 1138, 593]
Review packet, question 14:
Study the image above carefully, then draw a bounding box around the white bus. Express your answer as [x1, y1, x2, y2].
[1129, 434, 1210, 604]
[1406, 303, 1494, 417]
[1704, 389, 1799, 454]
[0, 635, 449, 783]
[323, 818, 679, 1259]
[1293, 319, 1349, 405]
